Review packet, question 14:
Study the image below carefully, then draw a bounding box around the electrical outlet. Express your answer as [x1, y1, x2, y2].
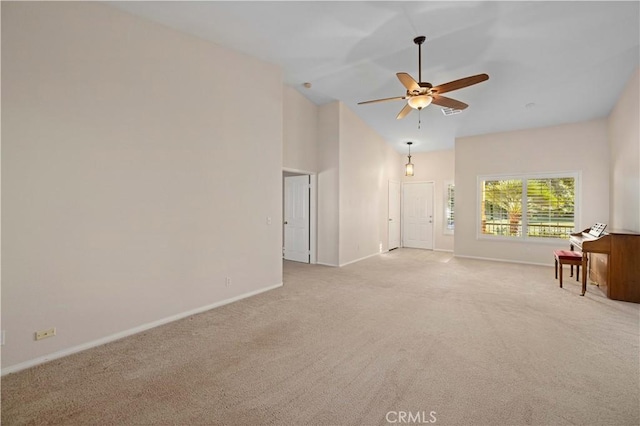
[35, 328, 56, 341]
[225, 277, 231, 287]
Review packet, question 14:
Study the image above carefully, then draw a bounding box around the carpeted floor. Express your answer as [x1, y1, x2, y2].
[2, 249, 639, 425]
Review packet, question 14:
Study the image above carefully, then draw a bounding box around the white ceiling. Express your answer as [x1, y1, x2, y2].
[107, 1, 639, 153]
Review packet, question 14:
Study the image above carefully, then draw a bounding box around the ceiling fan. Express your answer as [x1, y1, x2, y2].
[358, 36, 489, 120]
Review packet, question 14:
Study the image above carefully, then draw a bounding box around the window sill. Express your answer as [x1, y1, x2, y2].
[477, 235, 570, 245]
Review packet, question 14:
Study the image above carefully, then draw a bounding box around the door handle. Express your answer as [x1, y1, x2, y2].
[284, 221, 288, 225]
[389, 218, 393, 221]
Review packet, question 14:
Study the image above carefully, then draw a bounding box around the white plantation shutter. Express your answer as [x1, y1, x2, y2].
[526, 177, 575, 238]
[481, 179, 523, 237]
[445, 183, 455, 233]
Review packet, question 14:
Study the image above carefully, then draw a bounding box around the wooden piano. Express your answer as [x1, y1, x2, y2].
[569, 227, 640, 303]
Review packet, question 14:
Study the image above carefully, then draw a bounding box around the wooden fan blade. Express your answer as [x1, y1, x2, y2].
[431, 74, 489, 95]
[358, 96, 406, 105]
[396, 73, 420, 93]
[431, 95, 468, 110]
[396, 103, 413, 120]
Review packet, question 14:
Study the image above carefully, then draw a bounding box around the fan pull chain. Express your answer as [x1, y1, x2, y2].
[418, 109, 422, 129]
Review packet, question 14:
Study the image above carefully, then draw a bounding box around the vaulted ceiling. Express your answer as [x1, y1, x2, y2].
[108, 1, 640, 153]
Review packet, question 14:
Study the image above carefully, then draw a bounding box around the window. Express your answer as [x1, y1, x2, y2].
[479, 173, 578, 240]
[444, 181, 455, 234]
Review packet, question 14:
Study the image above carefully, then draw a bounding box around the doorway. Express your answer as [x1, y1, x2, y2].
[402, 182, 434, 249]
[388, 180, 401, 250]
[283, 170, 317, 264]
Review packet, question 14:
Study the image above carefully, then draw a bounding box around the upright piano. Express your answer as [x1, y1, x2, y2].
[569, 227, 640, 303]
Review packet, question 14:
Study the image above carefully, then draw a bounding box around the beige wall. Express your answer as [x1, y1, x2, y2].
[316, 102, 341, 266]
[283, 86, 318, 173]
[608, 68, 640, 232]
[401, 150, 455, 251]
[338, 104, 402, 265]
[314, 102, 402, 266]
[2, 2, 283, 370]
[455, 119, 610, 265]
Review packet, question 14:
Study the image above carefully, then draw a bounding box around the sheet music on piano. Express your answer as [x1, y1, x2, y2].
[586, 222, 607, 238]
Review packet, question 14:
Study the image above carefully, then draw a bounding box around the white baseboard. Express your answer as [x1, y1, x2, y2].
[434, 248, 454, 253]
[454, 254, 552, 267]
[315, 251, 383, 268]
[1, 283, 283, 376]
[339, 252, 380, 267]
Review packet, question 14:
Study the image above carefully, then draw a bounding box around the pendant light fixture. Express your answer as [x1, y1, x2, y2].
[405, 142, 414, 177]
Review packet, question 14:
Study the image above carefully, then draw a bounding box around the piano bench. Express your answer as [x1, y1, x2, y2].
[554, 250, 584, 289]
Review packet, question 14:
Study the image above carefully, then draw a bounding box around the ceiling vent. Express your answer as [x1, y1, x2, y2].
[441, 107, 462, 116]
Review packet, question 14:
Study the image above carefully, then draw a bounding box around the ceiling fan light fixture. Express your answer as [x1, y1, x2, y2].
[357, 35, 488, 121]
[408, 95, 432, 110]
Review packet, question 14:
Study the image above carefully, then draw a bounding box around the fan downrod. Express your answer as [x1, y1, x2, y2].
[414, 36, 426, 82]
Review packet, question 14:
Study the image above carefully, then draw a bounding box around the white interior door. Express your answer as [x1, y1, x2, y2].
[403, 182, 434, 249]
[388, 181, 401, 250]
[284, 175, 310, 263]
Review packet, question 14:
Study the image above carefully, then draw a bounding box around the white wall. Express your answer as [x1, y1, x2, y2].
[338, 104, 402, 265]
[316, 102, 340, 266]
[608, 68, 640, 232]
[283, 86, 318, 173]
[455, 119, 609, 265]
[401, 150, 455, 251]
[1, 2, 283, 370]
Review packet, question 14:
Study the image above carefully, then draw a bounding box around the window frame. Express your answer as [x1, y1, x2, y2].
[476, 171, 581, 244]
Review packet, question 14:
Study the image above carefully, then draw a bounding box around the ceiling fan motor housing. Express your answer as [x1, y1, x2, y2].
[408, 82, 432, 96]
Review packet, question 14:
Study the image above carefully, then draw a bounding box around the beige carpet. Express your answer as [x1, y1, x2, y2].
[2, 249, 639, 425]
